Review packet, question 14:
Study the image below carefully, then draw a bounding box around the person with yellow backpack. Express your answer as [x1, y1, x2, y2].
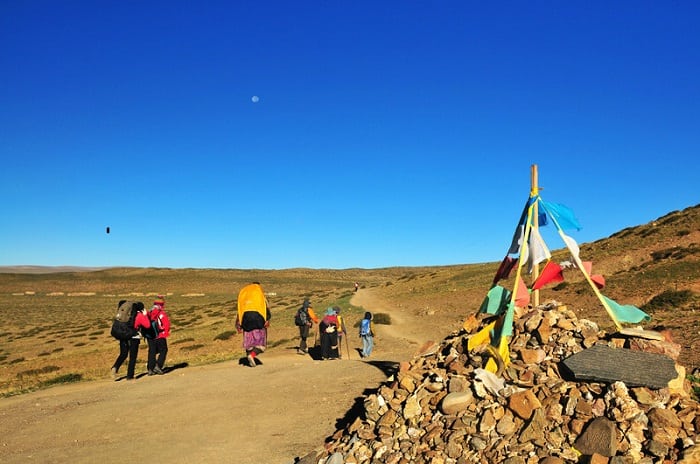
[236, 282, 271, 367]
[333, 306, 348, 359]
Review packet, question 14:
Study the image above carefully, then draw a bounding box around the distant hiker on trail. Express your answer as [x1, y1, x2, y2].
[333, 306, 347, 359]
[295, 298, 318, 355]
[236, 282, 271, 367]
[354, 282, 359, 292]
[319, 307, 340, 360]
[111, 300, 151, 381]
[146, 296, 171, 375]
[359, 311, 374, 359]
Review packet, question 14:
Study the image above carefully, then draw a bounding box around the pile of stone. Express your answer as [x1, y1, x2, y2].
[302, 302, 700, 464]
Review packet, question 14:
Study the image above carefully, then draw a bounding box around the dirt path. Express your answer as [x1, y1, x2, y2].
[0, 289, 440, 464]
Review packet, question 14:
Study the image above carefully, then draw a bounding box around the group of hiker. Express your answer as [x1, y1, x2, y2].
[110, 282, 374, 377]
[110, 296, 171, 380]
[235, 282, 374, 366]
[296, 300, 346, 360]
[233, 282, 375, 367]
[294, 298, 374, 360]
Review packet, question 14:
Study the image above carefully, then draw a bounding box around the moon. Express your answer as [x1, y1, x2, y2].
[251, 95, 259, 103]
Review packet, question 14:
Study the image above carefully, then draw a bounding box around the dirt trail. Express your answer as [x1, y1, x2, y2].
[0, 289, 441, 464]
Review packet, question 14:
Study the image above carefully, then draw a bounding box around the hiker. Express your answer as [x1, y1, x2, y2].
[111, 301, 151, 381]
[147, 296, 171, 375]
[236, 282, 271, 367]
[359, 311, 374, 358]
[296, 298, 319, 355]
[354, 282, 359, 292]
[319, 307, 340, 360]
[333, 306, 347, 359]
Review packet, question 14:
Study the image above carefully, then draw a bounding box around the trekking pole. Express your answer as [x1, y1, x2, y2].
[344, 333, 351, 359]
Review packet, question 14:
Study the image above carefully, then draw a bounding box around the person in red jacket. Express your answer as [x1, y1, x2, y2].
[111, 301, 152, 381]
[147, 296, 171, 375]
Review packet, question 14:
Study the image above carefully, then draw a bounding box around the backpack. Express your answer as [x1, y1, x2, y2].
[140, 319, 161, 339]
[141, 308, 165, 339]
[110, 301, 143, 341]
[294, 306, 309, 326]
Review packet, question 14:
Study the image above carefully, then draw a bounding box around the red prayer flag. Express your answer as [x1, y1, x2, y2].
[515, 276, 530, 307]
[492, 256, 517, 285]
[591, 274, 606, 289]
[531, 261, 564, 290]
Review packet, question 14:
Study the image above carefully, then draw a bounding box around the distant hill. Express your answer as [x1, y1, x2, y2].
[0, 265, 111, 274]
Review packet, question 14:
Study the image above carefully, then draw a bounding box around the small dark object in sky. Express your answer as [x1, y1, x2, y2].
[106, 227, 110, 234]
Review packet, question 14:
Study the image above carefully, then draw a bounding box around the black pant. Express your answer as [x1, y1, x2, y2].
[147, 338, 168, 371]
[321, 331, 338, 359]
[298, 324, 310, 351]
[113, 338, 141, 379]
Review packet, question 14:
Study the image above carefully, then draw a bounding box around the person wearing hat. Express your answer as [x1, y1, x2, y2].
[147, 296, 171, 375]
[319, 307, 340, 360]
[296, 298, 319, 355]
[110, 301, 151, 381]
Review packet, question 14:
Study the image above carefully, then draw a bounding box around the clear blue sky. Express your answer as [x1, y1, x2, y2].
[1, 1, 698, 270]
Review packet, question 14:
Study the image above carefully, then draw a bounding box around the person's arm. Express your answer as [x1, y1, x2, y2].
[134, 312, 148, 329]
[235, 311, 243, 332]
[160, 312, 171, 336]
[308, 308, 319, 324]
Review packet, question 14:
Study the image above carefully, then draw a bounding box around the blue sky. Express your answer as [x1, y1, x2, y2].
[1, 1, 698, 270]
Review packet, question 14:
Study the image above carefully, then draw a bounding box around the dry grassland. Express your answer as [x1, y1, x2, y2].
[1, 204, 699, 397]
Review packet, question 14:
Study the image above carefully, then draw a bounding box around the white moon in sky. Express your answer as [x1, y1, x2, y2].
[251, 96, 260, 103]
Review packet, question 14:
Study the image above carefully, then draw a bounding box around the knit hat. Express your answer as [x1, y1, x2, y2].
[325, 307, 335, 316]
[153, 295, 165, 306]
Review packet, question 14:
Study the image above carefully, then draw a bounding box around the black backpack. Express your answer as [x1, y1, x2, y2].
[294, 306, 309, 326]
[110, 301, 143, 341]
[140, 317, 161, 339]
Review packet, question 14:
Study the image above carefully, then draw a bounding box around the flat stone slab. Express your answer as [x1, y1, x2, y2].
[618, 327, 665, 341]
[561, 344, 677, 389]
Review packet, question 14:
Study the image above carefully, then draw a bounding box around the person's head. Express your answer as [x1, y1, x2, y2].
[364, 311, 372, 320]
[153, 295, 165, 307]
[325, 307, 335, 316]
[303, 298, 310, 308]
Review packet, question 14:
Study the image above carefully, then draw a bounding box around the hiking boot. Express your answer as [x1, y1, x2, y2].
[147, 370, 156, 376]
[297, 349, 307, 355]
[110, 367, 117, 379]
[247, 354, 256, 367]
[154, 366, 164, 375]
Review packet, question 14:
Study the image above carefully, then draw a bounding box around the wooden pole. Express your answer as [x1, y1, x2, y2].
[531, 164, 540, 307]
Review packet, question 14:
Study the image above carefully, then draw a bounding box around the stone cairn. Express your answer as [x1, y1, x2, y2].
[302, 302, 700, 464]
